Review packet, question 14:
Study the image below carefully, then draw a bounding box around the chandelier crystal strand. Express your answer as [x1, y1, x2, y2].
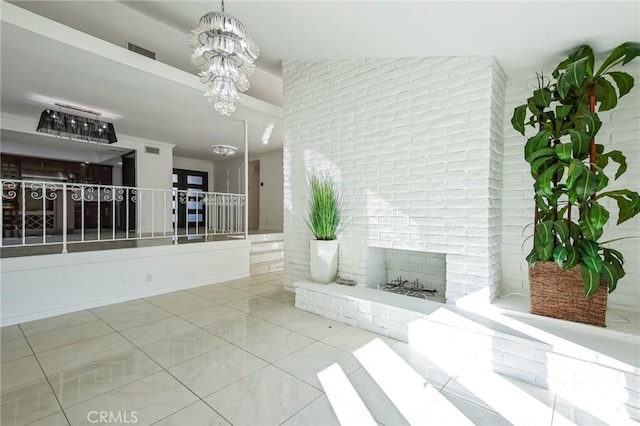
[188, 1, 259, 116]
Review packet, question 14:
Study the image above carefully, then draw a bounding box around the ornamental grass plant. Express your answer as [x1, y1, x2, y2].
[306, 171, 343, 240]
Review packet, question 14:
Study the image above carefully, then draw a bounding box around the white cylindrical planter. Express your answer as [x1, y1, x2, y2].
[310, 239, 338, 284]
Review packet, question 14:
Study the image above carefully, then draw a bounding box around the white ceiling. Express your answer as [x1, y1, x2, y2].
[1, 129, 132, 166]
[0, 9, 283, 159]
[2, 1, 639, 162]
[14, 0, 640, 77]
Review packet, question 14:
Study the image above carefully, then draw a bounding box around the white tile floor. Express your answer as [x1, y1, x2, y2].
[0, 272, 627, 425]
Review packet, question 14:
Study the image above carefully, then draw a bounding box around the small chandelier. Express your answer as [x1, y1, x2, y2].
[211, 144, 237, 158]
[36, 104, 117, 144]
[188, 0, 259, 116]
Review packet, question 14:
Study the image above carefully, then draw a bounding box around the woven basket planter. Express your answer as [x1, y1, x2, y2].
[529, 262, 607, 327]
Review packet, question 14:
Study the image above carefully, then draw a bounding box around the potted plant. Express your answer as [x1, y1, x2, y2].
[511, 42, 640, 326]
[306, 171, 343, 284]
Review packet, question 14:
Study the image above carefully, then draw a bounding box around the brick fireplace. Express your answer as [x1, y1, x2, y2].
[366, 247, 446, 303]
[283, 56, 506, 303]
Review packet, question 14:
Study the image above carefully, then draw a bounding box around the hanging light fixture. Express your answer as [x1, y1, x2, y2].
[36, 103, 117, 144]
[211, 144, 238, 158]
[188, 0, 259, 116]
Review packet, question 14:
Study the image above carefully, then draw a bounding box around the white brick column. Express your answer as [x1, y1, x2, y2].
[283, 57, 505, 302]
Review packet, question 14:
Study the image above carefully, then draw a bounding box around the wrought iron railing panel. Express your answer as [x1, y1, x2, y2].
[1, 179, 246, 252]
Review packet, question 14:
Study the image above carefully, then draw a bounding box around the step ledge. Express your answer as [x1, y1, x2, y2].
[248, 233, 284, 243]
[251, 259, 284, 267]
[294, 281, 640, 376]
[250, 249, 284, 256]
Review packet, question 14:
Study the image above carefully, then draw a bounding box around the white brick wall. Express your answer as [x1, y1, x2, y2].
[283, 57, 505, 302]
[501, 62, 640, 312]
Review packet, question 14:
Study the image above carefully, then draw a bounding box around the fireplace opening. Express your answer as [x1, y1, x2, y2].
[383, 276, 439, 299]
[366, 247, 446, 303]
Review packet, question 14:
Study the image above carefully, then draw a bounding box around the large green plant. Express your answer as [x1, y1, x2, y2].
[511, 42, 640, 296]
[306, 171, 343, 240]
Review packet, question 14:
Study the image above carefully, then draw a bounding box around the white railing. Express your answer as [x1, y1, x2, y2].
[1, 179, 245, 253]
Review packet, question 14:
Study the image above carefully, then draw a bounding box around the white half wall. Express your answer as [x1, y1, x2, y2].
[501, 62, 640, 313]
[0, 239, 250, 326]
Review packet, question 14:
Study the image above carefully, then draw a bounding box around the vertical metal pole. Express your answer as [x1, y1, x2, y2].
[163, 191, 167, 237]
[244, 119, 249, 239]
[204, 193, 209, 238]
[97, 185, 101, 241]
[138, 191, 142, 239]
[62, 183, 68, 253]
[126, 188, 129, 239]
[151, 190, 155, 238]
[21, 184, 26, 246]
[213, 195, 218, 234]
[195, 192, 199, 236]
[112, 186, 116, 240]
[42, 183, 46, 244]
[81, 186, 85, 242]
[185, 190, 189, 236]
[173, 188, 178, 244]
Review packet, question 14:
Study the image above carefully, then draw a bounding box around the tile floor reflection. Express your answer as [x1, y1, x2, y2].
[0, 272, 605, 425]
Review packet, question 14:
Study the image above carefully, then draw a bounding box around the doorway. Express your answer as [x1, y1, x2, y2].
[248, 160, 260, 230]
[172, 168, 209, 230]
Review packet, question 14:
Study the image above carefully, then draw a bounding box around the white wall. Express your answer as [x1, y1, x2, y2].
[172, 156, 214, 191]
[0, 239, 250, 326]
[255, 149, 284, 231]
[113, 136, 174, 233]
[283, 57, 506, 303]
[213, 157, 244, 194]
[112, 136, 173, 191]
[501, 62, 640, 313]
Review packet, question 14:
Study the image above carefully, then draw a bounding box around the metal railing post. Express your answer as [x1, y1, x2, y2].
[62, 183, 68, 253]
[21, 184, 26, 246]
[163, 190, 167, 237]
[173, 188, 178, 245]
[97, 184, 101, 241]
[244, 119, 249, 239]
[151, 190, 155, 238]
[125, 187, 129, 239]
[41, 183, 46, 244]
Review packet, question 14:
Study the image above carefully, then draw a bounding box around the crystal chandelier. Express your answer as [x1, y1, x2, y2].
[211, 144, 237, 158]
[188, 0, 259, 116]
